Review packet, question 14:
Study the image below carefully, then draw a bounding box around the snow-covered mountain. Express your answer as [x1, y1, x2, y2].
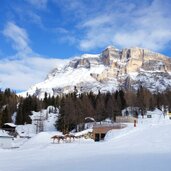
[20, 46, 171, 98]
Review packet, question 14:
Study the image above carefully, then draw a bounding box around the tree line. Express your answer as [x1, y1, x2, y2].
[1, 86, 171, 132]
[0, 89, 18, 127]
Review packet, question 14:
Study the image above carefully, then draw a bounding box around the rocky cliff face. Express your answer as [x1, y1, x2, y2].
[20, 46, 171, 98]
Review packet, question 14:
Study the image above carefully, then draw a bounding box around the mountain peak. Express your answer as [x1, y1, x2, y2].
[19, 46, 171, 98]
[80, 53, 100, 59]
[105, 45, 119, 51]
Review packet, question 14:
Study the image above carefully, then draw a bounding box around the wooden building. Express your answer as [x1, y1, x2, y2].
[115, 116, 138, 123]
[2, 123, 17, 136]
[92, 123, 126, 141]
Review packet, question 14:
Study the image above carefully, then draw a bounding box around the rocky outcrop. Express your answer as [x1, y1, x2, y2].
[94, 47, 171, 83]
[101, 46, 120, 65]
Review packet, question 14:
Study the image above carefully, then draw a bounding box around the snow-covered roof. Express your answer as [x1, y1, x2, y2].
[4, 123, 16, 127]
[85, 117, 95, 122]
[104, 45, 120, 51]
[74, 129, 93, 137]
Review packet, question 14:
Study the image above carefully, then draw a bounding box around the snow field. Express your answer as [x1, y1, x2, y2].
[0, 109, 171, 171]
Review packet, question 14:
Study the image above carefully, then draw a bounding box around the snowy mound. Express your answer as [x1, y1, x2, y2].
[21, 131, 62, 149]
[105, 108, 170, 141]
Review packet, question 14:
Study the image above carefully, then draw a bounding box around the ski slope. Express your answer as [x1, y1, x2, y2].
[0, 109, 171, 171]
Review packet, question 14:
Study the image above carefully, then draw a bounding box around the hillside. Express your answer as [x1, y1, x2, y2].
[20, 46, 171, 98]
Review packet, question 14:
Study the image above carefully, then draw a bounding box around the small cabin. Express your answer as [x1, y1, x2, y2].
[84, 117, 95, 129]
[117, 107, 142, 123]
[92, 123, 126, 141]
[116, 116, 138, 123]
[2, 123, 17, 136]
[0, 130, 14, 149]
[76, 117, 96, 131]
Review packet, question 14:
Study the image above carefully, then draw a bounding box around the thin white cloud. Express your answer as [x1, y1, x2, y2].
[52, 0, 86, 18]
[55, 27, 77, 45]
[25, 0, 48, 9]
[10, 2, 45, 29]
[0, 57, 68, 91]
[3, 22, 32, 56]
[27, 11, 44, 28]
[1, 22, 68, 90]
[82, 15, 113, 28]
[78, 0, 171, 52]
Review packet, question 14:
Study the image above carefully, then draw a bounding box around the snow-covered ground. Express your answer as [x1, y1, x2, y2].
[0, 109, 171, 171]
[15, 106, 58, 138]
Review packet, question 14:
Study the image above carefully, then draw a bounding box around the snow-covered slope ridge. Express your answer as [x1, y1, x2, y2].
[20, 46, 171, 98]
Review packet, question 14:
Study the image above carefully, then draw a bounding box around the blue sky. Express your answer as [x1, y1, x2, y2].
[0, 0, 171, 91]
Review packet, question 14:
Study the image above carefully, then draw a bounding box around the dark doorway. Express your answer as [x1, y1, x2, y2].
[95, 133, 100, 141]
[101, 133, 106, 140]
